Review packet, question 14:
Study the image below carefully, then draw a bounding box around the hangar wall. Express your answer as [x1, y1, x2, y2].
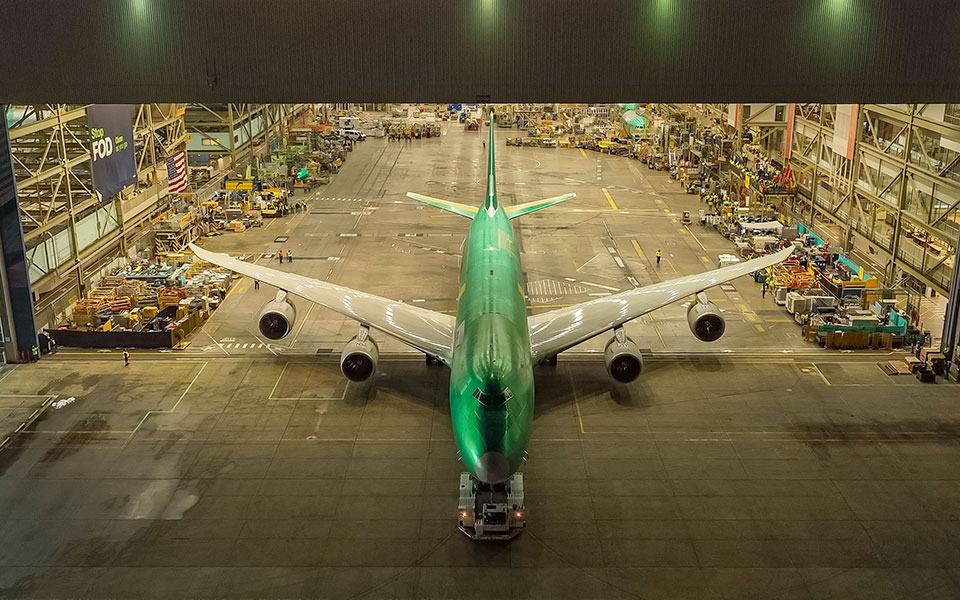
[2, 0, 959, 103]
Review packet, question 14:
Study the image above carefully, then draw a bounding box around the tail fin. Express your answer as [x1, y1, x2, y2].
[484, 114, 497, 213]
[408, 116, 573, 221]
[504, 193, 576, 220]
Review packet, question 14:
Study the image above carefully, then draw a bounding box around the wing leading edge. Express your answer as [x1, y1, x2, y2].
[189, 244, 456, 362]
[528, 246, 795, 360]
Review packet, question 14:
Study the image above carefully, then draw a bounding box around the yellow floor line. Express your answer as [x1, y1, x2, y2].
[631, 239, 645, 260]
[579, 149, 587, 158]
[700, 256, 710, 263]
[745, 313, 757, 323]
[655, 199, 664, 205]
[755, 324, 766, 333]
[738, 304, 751, 312]
[602, 188, 618, 211]
[678, 228, 687, 234]
[811, 362, 832, 386]
[662, 209, 669, 213]
[293, 303, 315, 339]
[671, 218, 678, 223]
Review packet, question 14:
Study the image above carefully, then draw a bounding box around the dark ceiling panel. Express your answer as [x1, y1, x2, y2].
[2, 0, 959, 102]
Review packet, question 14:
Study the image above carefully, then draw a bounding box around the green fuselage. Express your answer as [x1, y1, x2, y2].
[449, 125, 533, 484]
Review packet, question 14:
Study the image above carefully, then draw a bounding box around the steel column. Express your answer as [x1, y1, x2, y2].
[0, 105, 37, 362]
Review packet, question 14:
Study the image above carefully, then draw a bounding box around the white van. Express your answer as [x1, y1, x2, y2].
[339, 129, 366, 141]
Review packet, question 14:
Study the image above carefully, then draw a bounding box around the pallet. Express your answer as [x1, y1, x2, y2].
[879, 360, 912, 376]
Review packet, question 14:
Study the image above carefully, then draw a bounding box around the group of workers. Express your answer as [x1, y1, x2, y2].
[277, 250, 294, 263]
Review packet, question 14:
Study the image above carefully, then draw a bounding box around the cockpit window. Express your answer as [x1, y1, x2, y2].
[472, 387, 513, 407]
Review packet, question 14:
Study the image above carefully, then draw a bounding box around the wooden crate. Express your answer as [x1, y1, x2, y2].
[904, 356, 923, 373]
[89, 288, 116, 300]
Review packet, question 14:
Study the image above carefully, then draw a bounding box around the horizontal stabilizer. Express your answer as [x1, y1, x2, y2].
[504, 194, 575, 220]
[406, 193, 478, 218]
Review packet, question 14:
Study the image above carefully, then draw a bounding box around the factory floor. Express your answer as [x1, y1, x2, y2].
[2, 125, 958, 599]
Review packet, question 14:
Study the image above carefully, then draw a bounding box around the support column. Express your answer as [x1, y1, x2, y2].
[0, 105, 37, 362]
[888, 104, 916, 286]
[942, 227, 960, 380]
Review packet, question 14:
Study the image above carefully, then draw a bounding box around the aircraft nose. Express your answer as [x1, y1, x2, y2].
[474, 451, 511, 484]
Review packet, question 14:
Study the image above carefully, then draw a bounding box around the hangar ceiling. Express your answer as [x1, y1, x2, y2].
[2, 0, 960, 103]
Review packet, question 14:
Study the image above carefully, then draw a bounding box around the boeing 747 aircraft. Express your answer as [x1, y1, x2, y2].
[190, 117, 793, 539]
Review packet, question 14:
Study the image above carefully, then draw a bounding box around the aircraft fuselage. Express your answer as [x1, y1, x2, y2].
[449, 142, 533, 484]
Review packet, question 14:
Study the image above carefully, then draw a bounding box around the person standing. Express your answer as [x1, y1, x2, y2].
[656, 249, 662, 266]
[761, 282, 768, 299]
[287, 250, 293, 263]
[278, 250, 284, 263]
[123, 350, 130, 367]
[254, 279, 260, 290]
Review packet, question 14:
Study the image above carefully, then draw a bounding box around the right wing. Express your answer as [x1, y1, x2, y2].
[528, 246, 794, 360]
[189, 244, 456, 362]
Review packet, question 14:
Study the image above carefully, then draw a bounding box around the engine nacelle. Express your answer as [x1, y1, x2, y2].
[258, 297, 297, 340]
[604, 333, 643, 384]
[340, 332, 379, 382]
[687, 300, 725, 342]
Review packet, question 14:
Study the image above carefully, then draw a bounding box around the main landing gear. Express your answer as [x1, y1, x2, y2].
[458, 472, 526, 541]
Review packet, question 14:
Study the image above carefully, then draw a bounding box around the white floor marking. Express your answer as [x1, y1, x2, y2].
[580, 280, 620, 291]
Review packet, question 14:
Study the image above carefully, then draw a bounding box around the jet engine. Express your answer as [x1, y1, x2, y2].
[340, 328, 379, 382]
[604, 329, 643, 384]
[687, 298, 725, 342]
[258, 292, 297, 340]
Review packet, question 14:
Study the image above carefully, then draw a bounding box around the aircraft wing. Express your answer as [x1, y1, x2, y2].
[189, 244, 457, 362]
[527, 246, 795, 360]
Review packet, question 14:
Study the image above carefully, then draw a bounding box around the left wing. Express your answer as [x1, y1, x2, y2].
[189, 244, 456, 361]
[528, 246, 794, 360]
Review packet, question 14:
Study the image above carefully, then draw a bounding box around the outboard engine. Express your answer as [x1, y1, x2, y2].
[258, 291, 297, 339]
[604, 328, 643, 383]
[687, 296, 725, 342]
[340, 327, 379, 382]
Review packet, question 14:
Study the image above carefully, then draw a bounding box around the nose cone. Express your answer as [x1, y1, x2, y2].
[474, 451, 511, 484]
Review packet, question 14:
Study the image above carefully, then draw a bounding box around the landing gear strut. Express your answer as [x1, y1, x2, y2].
[458, 472, 526, 541]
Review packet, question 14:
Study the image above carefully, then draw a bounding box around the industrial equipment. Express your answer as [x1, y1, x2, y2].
[458, 472, 526, 541]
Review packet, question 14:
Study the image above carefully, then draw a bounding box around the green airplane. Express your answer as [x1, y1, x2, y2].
[190, 117, 792, 539]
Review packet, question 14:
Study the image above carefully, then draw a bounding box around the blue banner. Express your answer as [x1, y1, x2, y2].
[87, 104, 136, 201]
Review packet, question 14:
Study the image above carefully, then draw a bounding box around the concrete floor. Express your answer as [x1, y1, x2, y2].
[2, 124, 960, 599]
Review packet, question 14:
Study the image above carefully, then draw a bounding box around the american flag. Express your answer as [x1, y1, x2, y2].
[165, 151, 188, 194]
